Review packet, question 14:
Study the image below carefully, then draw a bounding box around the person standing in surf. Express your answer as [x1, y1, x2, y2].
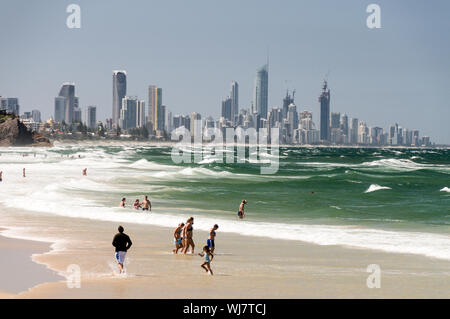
[198, 245, 214, 275]
[0, 170, 2, 182]
[238, 200, 247, 219]
[120, 197, 126, 208]
[207, 224, 219, 254]
[172, 222, 185, 254]
[22, 168, 26, 178]
[182, 217, 195, 254]
[112, 226, 132, 274]
[82, 168, 87, 176]
[141, 195, 151, 212]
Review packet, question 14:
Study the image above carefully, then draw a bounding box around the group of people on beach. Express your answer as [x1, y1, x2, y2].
[119, 196, 152, 211]
[111, 200, 248, 276]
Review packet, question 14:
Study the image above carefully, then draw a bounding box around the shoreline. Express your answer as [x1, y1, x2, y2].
[1, 209, 449, 298]
[0, 227, 64, 295]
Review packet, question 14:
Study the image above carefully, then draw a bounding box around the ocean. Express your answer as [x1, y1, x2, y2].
[0, 143, 449, 260]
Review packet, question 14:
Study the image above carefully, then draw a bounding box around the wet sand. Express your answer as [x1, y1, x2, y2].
[0, 209, 449, 299]
[0, 228, 64, 294]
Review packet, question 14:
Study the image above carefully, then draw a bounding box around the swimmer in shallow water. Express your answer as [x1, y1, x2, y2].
[140, 195, 151, 212]
[133, 199, 141, 210]
[237, 200, 247, 219]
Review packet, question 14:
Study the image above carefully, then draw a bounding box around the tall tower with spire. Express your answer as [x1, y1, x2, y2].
[319, 80, 331, 142]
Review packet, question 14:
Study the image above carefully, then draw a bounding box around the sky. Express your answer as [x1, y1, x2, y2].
[0, 0, 449, 144]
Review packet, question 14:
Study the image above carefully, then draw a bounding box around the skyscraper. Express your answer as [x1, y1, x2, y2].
[54, 96, 66, 123]
[282, 90, 295, 120]
[230, 81, 239, 124]
[253, 64, 269, 119]
[112, 70, 127, 126]
[319, 80, 331, 142]
[190, 112, 201, 137]
[137, 100, 145, 128]
[148, 85, 163, 131]
[350, 118, 359, 145]
[221, 97, 232, 121]
[159, 104, 166, 132]
[120, 96, 138, 130]
[85, 106, 97, 129]
[57, 82, 76, 124]
[331, 112, 341, 129]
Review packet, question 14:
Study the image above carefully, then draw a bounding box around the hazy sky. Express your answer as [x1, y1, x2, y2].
[0, 0, 449, 143]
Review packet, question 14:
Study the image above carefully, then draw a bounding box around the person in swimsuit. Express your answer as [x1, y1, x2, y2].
[182, 217, 195, 254]
[0, 171, 2, 182]
[140, 195, 151, 212]
[207, 224, 219, 254]
[199, 245, 214, 275]
[172, 222, 185, 254]
[82, 168, 87, 176]
[22, 168, 26, 178]
[133, 199, 141, 210]
[120, 197, 126, 208]
[238, 200, 247, 219]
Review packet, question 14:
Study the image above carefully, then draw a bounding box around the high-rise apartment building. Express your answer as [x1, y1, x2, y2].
[253, 64, 269, 119]
[319, 81, 331, 142]
[112, 71, 127, 126]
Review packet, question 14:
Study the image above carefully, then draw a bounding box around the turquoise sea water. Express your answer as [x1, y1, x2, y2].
[0, 144, 449, 259]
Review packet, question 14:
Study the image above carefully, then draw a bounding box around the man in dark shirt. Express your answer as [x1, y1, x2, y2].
[112, 225, 132, 274]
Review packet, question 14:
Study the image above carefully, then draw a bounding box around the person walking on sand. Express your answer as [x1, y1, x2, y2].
[238, 200, 247, 219]
[182, 217, 195, 254]
[199, 245, 214, 275]
[207, 224, 219, 254]
[120, 197, 126, 208]
[82, 168, 87, 176]
[112, 226, 132, 274]
[22, 168, 26, 178]
[172, 222, 185, 254]
[141, 195, 151, 212]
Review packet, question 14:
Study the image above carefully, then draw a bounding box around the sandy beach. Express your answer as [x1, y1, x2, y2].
[0, 205, 449, 299]
[0, 228, 64, 295]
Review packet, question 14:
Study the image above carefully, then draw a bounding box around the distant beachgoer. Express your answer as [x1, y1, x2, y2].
[82, 168, 87, 176]
[172, 222, 185, 254]
[141, 195, 151, 212]
[120, 198, 126, 208]
[112, 226, 132, 274]
[133, 199, 141, 210]
[198, 245, 214, 275]
[22, 168, 26, 178]
[207, 224, 219, 254]
[238, 200, 247, 219]
[0, 171, 2, 182]
[182, 217, 195, 254]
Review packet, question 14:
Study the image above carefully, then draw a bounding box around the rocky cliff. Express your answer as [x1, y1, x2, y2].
[0, 117, 52, 147]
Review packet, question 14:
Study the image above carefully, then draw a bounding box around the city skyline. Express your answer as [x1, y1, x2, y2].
[0, 1, 449, 143]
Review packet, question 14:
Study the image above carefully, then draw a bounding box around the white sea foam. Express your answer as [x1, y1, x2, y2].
[1, 144, 450, 262]
[365, 184, 392, 193]
[440, 187, 450, 193]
